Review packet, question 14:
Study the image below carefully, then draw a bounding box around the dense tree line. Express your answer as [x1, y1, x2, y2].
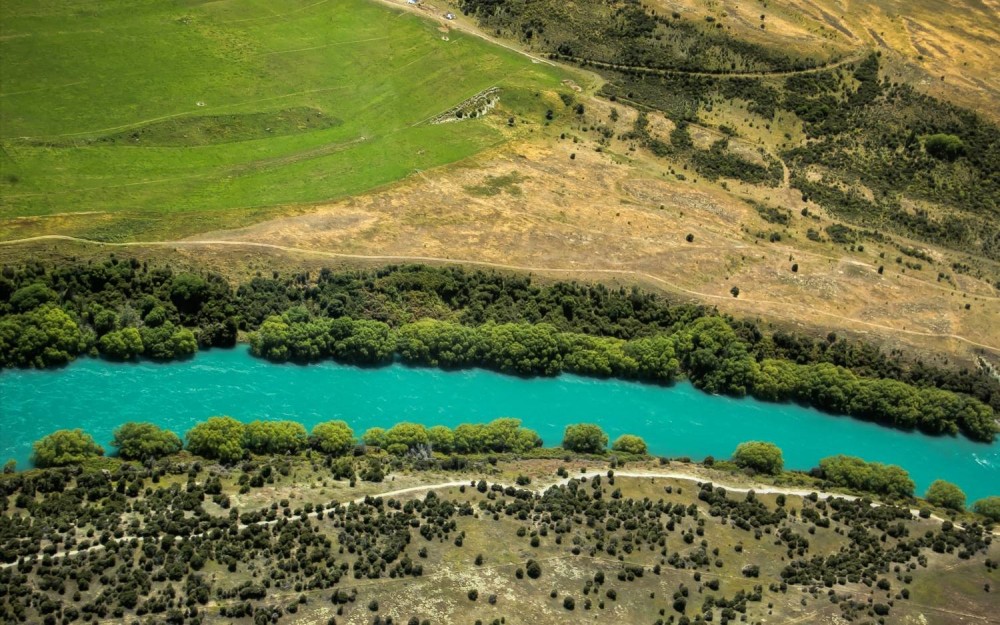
[814, 455, 915, 499]
[254, 315, 996, 440]
[2, 261, 997, 441]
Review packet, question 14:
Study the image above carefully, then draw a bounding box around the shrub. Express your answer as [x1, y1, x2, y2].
[923, 133, 965, 161]
[111, 423, 182, 461]
[526, 559, 542, 579]
[973, 496, 1000, 522]
[817, 455, 914, 499]
[731, 441, 783, 475]
[611, 434, 648, 455]
[563, 424, 608, 453]
[924, 480, 966, 511]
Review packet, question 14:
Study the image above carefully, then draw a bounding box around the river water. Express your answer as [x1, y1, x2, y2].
[1, 346, 997, 502]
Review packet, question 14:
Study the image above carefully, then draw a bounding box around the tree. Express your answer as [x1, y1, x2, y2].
[0, 305, 87, 368]
[9, 283, 58, 312]
[731, 441, 783, 475]
[611, 434, 648, 455]
[111, 422, 182, 461]
[924, 480, 966, 511]
[362, 427, 387, 448]
[383, 423, 429, 455]
[923, 133, 965, 161]
[973, 497, 1000, 522]
[311, 421, 355, 456]
[186, 417, 246, 463]
[817, 455, 914, 498]
[98, 327, 144, 360]
[169, 273, 209, 314]
[32, 429, 104, 467]
[244, 420, 307, 454]
[427, 425, 455, 453]
[526, 559, 542, 579]
[562, 424, 608, 453]
[140, 321, 197, 360]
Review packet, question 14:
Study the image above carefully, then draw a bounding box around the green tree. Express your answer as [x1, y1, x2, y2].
[973, 496, 1000, 522]
[817, 455, 914, 498]
[611, 434, 648, 455]
[0, 305, 87, 368]
[249, 317, 293, 361]
[427, 425, 455, 453]
[731, 441, 783, 475]
[186, 417, 246, 463]
[311, 421, 355, 456]
[111, 422, 182, 461]
[140, 321, 197, 360]
[562, 424, 608, 454]
[244, 420, 307, 454]
[483, 418, 541, 453]
[384, 422, 429, 455]
[169, 273, 209, 314]
[98, 327, 144, 360]
[925, 480, 966, 511]
[32, 429, 104, 467]
[362, 427, 387, 448]
[9, 283, 58, 312]
[923, 133, 965, 161]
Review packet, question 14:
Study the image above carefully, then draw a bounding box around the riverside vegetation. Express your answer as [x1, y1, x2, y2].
[2, 420, 998, 625]
[1, 261, 997, 442]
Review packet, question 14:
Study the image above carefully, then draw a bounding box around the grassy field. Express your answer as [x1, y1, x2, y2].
[0, 0, 569, 240]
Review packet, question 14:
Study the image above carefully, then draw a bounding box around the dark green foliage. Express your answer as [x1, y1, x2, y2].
[824, 224, 856, 244]
[690, 139, 782, 186]
[32, 429, 104, 467]
[111, 423, 183, 461]
[250, 313, 393, 365]
[9, 283, 58, 312]
[923, 134, 965, 161]
[751, 202, 791, 225]
[459, 0, 818, 74]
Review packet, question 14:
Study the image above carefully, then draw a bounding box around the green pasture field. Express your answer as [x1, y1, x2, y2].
[0, 0, 569, 241]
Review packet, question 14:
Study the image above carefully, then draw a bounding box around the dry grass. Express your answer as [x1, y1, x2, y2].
[162, 112, 999, 364]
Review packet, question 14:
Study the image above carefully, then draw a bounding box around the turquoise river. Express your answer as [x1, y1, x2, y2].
[1, 346, 997, 502]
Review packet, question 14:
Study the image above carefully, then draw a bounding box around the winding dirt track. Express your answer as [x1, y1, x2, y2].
[3, 234, 998, 353]
[5, 467, 989, 571]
